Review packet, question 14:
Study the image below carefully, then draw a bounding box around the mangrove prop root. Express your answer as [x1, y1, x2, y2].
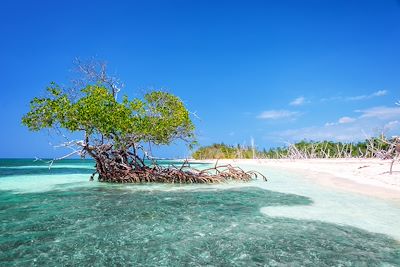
[86, 145, 267, 183]
[93, 159, 267, 184]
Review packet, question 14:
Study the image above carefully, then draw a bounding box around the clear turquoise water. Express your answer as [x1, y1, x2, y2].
[1, 159, 400, 266]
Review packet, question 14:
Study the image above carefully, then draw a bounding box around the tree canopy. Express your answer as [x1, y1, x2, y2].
[22, 84, 195, 148]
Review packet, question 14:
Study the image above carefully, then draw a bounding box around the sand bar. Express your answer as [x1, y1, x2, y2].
[191, 158, 400, 202]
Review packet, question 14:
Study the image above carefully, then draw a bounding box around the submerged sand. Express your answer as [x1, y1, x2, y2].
[191, 158, 400, 202]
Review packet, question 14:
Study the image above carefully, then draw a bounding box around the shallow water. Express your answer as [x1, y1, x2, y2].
[0, 159, 400, 266]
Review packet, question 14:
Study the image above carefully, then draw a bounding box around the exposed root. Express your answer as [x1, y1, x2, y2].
[86, 145, 267, 183]
[95, 160, 267, 184]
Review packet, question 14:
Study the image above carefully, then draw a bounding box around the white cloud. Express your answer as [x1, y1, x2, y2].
[320, 96, 341, 102]
[373, 90, 387, 97]
[271, 113, 400, 143]
[321, 90, 388, 102]
[384, 121, 399, 131]
[276, 125, 369, 142]
[356, 106, 400, 120]
[325, 116, 356, 126]
[346, 90, 388, 101]
[338, 116, 356, 124]
[289, 96, 307, 106]
[264, 103, 399, 144]
[346, 95, 366, 101]
[257, 110, 299, 120]
[324, 122, 336, 127]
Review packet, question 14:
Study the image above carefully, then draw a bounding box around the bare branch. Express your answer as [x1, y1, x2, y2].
[71, 57, 124, 100]
[47, 150, 81, 169]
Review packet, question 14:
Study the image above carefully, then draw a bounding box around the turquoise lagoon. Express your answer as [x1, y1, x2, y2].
[1, 159, 400, 266]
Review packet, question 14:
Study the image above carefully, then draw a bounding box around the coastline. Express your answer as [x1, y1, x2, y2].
[190, 158, 400, 202]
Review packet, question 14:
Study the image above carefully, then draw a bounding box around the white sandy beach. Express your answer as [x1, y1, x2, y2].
[192, 158, 400, 201]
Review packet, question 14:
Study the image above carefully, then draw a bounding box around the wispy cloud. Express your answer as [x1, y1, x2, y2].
[324, 106, 399, 127]
[321, 90, 388, 102]
[356, 106, 400, 119]
[346, 90, 388, 101]
[275, 124, 370, 142]
[374, 90, 388, 96]
[338, 116, 356, 124]
[320, 96, 341, 102]
[384, 120, 399, 131]
[289, 96, 308, 106]
[274, 119, 400, 143]
[271, 105, 400, 143]
[257, 110, 299, 120]
[325, 116, 356, 126]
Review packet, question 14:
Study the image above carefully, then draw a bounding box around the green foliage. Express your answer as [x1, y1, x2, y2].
[192, 143, 255, 159]
[140, 91, 195, 145]
[192, 138, 396, 159]
[22, 84, 72, 131]
[22, 84, 195, 147]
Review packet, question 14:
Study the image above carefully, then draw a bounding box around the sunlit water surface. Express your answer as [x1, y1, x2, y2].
[0, 159, 399, 266]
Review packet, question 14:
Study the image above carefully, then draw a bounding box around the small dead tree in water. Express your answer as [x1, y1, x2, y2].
[22, 59, 266, 183]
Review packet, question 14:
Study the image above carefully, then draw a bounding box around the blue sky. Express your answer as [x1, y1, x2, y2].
[1, 0, 400, 158]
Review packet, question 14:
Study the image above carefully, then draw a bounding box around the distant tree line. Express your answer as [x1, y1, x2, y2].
[192, 143, 255, 160]
[192, 136, 399, 161]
